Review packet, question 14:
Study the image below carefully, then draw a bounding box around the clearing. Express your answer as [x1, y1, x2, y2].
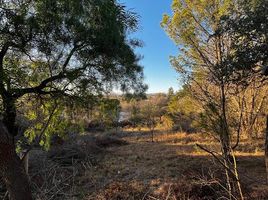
[80, 130, 268, 200]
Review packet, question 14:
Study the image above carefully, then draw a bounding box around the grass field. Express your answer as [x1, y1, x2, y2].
[74, 130, 268, 200]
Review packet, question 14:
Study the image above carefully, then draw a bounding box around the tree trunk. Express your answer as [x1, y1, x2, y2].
[19, 150, 29, 175]
[220, 133, 230, 158]
[2, 96, 17, 136]
[151, 128, 154, 142]
[0, 122, 32, 200]
[265, 115, 268, 184]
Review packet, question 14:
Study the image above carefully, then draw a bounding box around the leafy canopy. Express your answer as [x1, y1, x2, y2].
[0, 0, 147, 100]
[218, 0, 268, 77]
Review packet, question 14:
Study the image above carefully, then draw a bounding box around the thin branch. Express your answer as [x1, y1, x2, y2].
[196, 143, 239, 182]
[0, 43, 10, 95]
[21, 100, 58, 161]
[12, 72, 66, 98]
[232, 92, 245, 150]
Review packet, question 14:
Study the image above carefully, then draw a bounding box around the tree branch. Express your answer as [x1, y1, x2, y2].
[196, 143, 238, 181]
[0, 43, 10, 95]
[12, 72, 66, 98]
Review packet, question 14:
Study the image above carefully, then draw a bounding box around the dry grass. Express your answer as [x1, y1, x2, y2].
[82, 130, 268, 199]
[0, 134, 128, 200]
[1, 130, 266, 199]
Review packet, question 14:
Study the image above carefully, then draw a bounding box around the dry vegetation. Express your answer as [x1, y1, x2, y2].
[87, 130, 268, 200]
[2, 129, 265, 200]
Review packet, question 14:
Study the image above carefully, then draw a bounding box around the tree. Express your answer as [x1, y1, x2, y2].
[141, 102, 158, 142]
[167, 87, 175, 99]
[128, 99, 143, 130]
[167, 85, 201, 132]
[230, 81, 268, 140]
[162, 0, 244, 198]
[0, 121, 31, 200]
[0, 0, 146, 198]
[93, 98, 121, 129]
[218, 0, 268, 79]
[218, 0, 268, 183]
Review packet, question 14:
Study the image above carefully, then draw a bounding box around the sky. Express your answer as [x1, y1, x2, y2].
[119, 0, 180, 93]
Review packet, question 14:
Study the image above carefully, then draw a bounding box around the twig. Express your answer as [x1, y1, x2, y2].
[2, 191, 8, 200]
[195, 143, 238, 181]
[165, 184, 172, 200]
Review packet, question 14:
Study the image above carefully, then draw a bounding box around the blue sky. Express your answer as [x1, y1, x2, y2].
[119, 0, 180, 93]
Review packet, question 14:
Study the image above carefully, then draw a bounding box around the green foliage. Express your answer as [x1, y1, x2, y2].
[161, 0, 250, 140]
[128, 100, 144, 128]
[168, 86, 198, 115]
[21, 95, 90, 150]
[92, 98, 121, 129]
[23, 98, 67, 149]
[166, 85, 202, 132]
[0, 0, 146, 96]
[161, 0, 235, 84]
[218, 0, 268, 78]
[141, 103, 158, 130]
[167, 87, 175, 99]
[123, 94, 168, 129]
[163, 0, 267, 141]
[0, 0, 147, 149]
